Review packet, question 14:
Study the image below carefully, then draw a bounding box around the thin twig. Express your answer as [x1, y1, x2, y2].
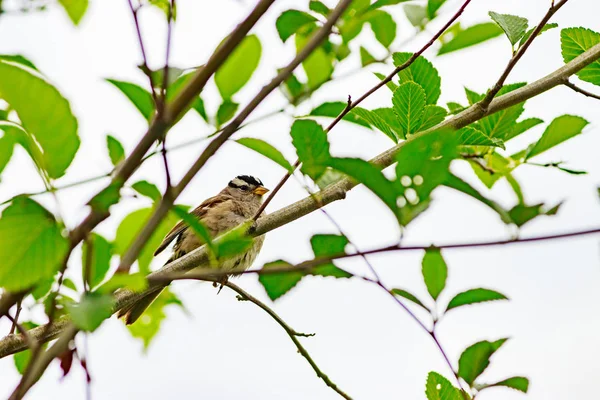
[9, 300, 22, 335]
[253, 0, 474, 219]
[116, 0, 355, 274]
[478, 0, 570, 109]
[563, 79, 600, 100]
[223, 281, 351, 400]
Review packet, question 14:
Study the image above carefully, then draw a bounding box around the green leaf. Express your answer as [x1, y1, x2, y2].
[561, 27, 600, 86]
[114, 208, 180, 274]
[192, 97, 208, 122]
[171, 205, 214, 252]
[458, 339, 508, 385]
[422, 248, 447, 301]
[106, 135, 125, 166]
[216, 100, 239, 128]
[425, 372, 464, 400]
[485, 376, 529, 393]
[310, 234, 352, 278]
[0, 60, 80, 178]
[310, 102, 371, 128]
[149, 0, 176, 20]
[0, 127, 14, 177]
[88, 182, 121, 212]
[369, 11, 397, 48]
[236, 138, 293, 172]
[526, 115, 588, 159]
[508, 202, 561, 227]
[309, 1, 330, 16]
[420, 105, 447, 131]
[478, 83, 527, 140]
[457, 126, 505, 148]
[368, 0, 410, 11]
[132, 180, 161, 201]
[489, 11, 528, 46]
[392, 82, 426, 136]
[67, 292, 114, 332]
[446, 288, 508, 312]
[315, 168, 344, 190]
[58, 0, 89, 25]
[469, 151, 513, 189]
[259, 260, 304, 301]
[106, 79, 154, 121]
[427, 0, 446, 19]
[519, 23, 558, 48]
[291, 119, 330, 180]
[391, 288, 429, 311]
[215, 35, 261, 99]
[360, 47, 377, 66]
[373, 108, 404, 139]
[350, 107, 398, 142]
[14, 349, 31, 375]
[438, 22, 503, 55]
[275, 10, 317, 42]
[296, 34, 333, 88]
[82, 233, 113, 289]
[392, 53, 441, 105]
[329, 157, 398, 216]
[0, 197, 69, 291]
[0, 55, 38, 71]
[213, 221, 253, 260]
[404, 4, 427, 28]
[128, 287, 182, 348]
[96, 272, 148, 294]
[504, 117, 544, 142]
[374, 72, 399, 92]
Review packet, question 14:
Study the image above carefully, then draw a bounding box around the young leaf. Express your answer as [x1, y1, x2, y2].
[374, 72, 399, 92]
[310, 101, 371, 128]
[0, 127, 14, 177]
[420, 105, 447, 131]
[236, 138, 293, 172]
[519, 23, 558, 48]
[171, 205, 214, 255]
[106, 135, 125, 166]
[478, 83, 527, 140]
[489, 11, 528, 46]
[128, 287, 183, 348]
[526, 115, 588, 159]
[350, 108, 398, 142]
[215, 35, 262, 99]
[404, 4, 427, 28]
[438, 22, 503, 55]
[503, 117, 544, 142]
[446, 288, 508, 312]
[296, 34, 333, 89]
[561, 27, 600, 86]
[309, 234, 352, 278]
[114, 208, 180, 274]
[392, 82, 426, 136]
[132, 180, 161, 202]
[392, 53, 441, 105]
[421, 248, 447, 301]
[458, 339, 508, 386]
[427, 0, 446, 19]
[258, 260, 304, 301]
[291, 119, 330, 180]
[58, 0, 89, 25]
[275, 10, 317, 43]
[309, 1, 330, 16]
[391, 288, 429, 311]
[457, 126, 505, 149]
[368, 11, 397, 48]
[373, 108, 404, 139]
[368, 0, 410, 11]
[508, 202, 561, 227]
[0, 60, 80, 178]
[0, 197, 69, 291]
[67, 292, 114, 332]
[82, 233, 113, 289]
[360, 47, 377, 66]
[485, 376, 529, 393]
[106, 79, 155, 121]
[88, 183, 121, 213]
[425, 372, 464, 400]
[216, 100, 239, 127]
[213, 221, 253, 260]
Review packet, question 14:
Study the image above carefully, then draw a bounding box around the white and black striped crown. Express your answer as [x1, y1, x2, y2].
[228, 175, 263, 189]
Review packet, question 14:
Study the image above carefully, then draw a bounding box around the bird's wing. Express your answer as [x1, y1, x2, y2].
[153, 195, 227, 256]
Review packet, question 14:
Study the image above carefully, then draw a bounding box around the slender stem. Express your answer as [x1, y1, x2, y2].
[223, 281, 351, 399]
[563, 79, 600, 100]
[478, 0, 570, 109]
[253, 0, 474, 218]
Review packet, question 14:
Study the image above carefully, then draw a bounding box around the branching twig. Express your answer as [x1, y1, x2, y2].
[2, 44, 600, 359]
[222, 281, 350, 399]
[563, 79, 600, 100]
[478, 0, 570, 109]
[253, 0, 474, 219]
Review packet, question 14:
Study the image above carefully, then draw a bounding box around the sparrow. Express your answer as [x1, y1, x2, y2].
[119, 175, 269, 324]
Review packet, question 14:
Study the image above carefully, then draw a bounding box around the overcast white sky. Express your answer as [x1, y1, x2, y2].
[1, 0, 600, 399]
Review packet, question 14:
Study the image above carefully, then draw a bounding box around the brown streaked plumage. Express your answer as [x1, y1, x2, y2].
[118, 175, 269, 324]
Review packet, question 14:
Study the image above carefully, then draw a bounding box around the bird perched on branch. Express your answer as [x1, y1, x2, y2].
[119, 175, 269, 324]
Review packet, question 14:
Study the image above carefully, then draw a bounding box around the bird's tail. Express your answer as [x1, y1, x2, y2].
[117, 286, 163, 325]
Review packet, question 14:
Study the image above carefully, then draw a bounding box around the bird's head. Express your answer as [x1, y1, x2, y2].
[225, 175, 269, 201]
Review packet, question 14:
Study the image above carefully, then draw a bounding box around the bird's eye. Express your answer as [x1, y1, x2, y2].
[240, 185, 250, 191]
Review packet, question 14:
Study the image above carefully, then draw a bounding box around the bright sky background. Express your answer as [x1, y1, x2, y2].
[1, 0, 599, 399]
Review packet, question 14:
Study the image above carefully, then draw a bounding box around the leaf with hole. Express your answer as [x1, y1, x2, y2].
[425, 372, 464, 400]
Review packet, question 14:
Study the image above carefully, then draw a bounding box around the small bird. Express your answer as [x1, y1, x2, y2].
[119, 175, 269, 324]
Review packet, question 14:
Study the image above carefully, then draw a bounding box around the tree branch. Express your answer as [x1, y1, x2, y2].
[563, 79, 600, 100]
[1, 42, 599, 359]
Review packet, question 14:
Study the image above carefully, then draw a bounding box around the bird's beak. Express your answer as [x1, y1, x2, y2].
[253, 186, 269, 196]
